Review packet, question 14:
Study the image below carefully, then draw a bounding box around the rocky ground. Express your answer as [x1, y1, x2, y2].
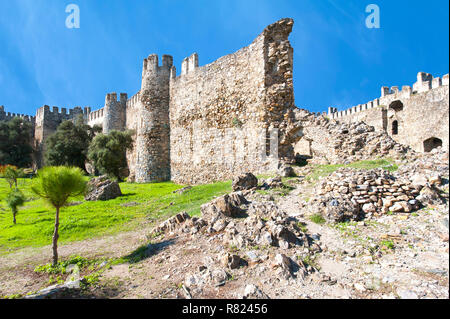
[1, 149, 448, 299]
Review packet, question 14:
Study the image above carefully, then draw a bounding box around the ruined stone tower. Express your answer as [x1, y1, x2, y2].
[103, 93, 127, 133]
[135, 54, 172, 182]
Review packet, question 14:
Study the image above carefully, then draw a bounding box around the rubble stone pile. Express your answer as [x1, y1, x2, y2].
[289, 108, 414, 165]
[308, 164, 447, 222]
[327, 121, 412, 163]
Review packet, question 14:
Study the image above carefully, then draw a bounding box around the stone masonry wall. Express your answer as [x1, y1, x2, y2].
[134, 54, 172, 183]
[328, 73, 449, 153]
[102, 93, 127, 133]
[169, 18, 295, 184]
[124, 91, 141, 180]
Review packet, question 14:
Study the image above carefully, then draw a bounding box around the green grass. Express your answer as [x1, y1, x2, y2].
[34, 255, 100, 275]
[309, 214, 326, 225]
[296, 221, 308, 233]
[0, 177, 231, 255]
[380, 240, 395, 250]
[306, 158, 398, 181]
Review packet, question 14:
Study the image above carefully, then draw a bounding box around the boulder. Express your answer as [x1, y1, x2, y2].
[201, 192, 248, 220]
[278, 164, 295, 177]
[416, 186, 442, 206]
[232, 173, 258, 191]
[272, 253, 292, 279]
[263, 176, 284, 189]
[85, 176, 122, 201]
[321, 197, 361, 223]
[219, 253, 241, 269]
[150, 212, 191, 236]
[362, 203, 376, 213]
[269, 224, 298, 247]
[242, 284, 269, 299]
[411, 174, 428, 187]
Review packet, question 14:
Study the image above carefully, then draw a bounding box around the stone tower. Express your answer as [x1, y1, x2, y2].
[135, 54, 172, 182]
[103, 92, 127, 133]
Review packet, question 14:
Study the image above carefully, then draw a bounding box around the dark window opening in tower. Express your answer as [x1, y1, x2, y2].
[389, 100, 404, 112]
[423, 137, 443, 152]
[392, 120, 398, 135]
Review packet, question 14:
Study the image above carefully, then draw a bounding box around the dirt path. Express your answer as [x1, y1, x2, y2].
[0, 228, 149, 296]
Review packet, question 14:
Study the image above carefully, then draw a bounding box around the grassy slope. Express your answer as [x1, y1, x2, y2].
[0, 158, 398, 255]
[0, 178, 231, 255]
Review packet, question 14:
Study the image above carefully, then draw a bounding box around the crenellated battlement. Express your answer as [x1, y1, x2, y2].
[35, 104, 92, 118]
[104, 92, 128, 104]
[105, 93, 118, 103]
[102, 92, 127, 133]
[142, 54, 173, 77]
[0, 105, 36, 123]
[126, 91, 141, 109]
[328, 72, 449, 120]
[88, 108, 104, 122]
[181, 53, 199, 76]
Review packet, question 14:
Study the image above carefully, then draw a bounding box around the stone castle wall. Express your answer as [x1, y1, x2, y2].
[2, 18, 448, 183]
[133, 54, 172, 183]
[328, 72, 449, 153]
[168, 18, 294, 184]
[0, 105, 35, 124]
[124, 91, 141, 179]
[102, 93, 127, 133]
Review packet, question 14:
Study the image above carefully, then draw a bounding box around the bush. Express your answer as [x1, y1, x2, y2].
[45, 115, 102, 170]
[3, 166, 22, 189]
[87, 130, 134, 181]
[0, 118, 34, 168]
[0, 164, 17, 177]
[6, 189, 26, 224]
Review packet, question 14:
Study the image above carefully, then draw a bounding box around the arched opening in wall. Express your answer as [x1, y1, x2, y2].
[392, 120, 398, 135]
[293, 137, 312, 166]
[423, 137, 443, 153]
[389, 100, 404, 112]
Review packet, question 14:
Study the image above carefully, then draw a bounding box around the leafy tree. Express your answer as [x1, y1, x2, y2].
[3, 166, 21, 189]
[0, 117, 34, 167]
[6, 189, 26, 224]
[45, 115, 102, 171]
[87, 130, 134, 181]
[31, 166, 87, 265]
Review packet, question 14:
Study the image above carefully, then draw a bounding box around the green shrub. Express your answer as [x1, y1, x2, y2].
[34, 255, 95, 275]
[5, 189, 26, 224]
[87, 130, 134, 181]
[4, 166, 21, 189]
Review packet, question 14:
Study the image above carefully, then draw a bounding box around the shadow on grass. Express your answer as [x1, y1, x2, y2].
[119, 238, 176, 264]
[120, 193, 137, 199]
[33, 210, 50, 215]
[21, 217, 54, 226]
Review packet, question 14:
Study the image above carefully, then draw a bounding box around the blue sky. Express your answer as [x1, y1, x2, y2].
[0, 0, 448, 115]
